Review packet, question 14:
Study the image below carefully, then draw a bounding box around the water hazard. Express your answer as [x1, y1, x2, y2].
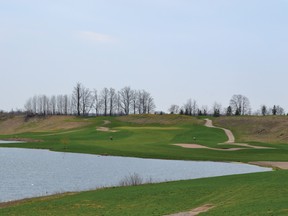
[0, 142, 271, 202]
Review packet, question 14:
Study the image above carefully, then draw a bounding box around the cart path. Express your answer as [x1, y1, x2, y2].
[174, 119, 273, 151]
[204, 119, 272, 149]
[204, 119, 234, 143]
[165, 204, 215, 216]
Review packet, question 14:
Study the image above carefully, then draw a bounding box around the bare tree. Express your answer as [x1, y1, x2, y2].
[191, 100, 198, 116]
[142, 90, 149, 114]
[32, 95, 37, 114]
[139, 90, 153, 114]
[183, 99, 197, 115]
[201, 105, 208, 116]
[63, 95, 69, 115]
[272, 105, 285, 115]
[276, 105, 285, 115]
[56, 95, 63, 114]
[183, 99, 193, 115]
[168, 104, 180, 114]
[119, 86, 133, 115]
[136, 90, 143, 114]
[212, 102, 222, 117]
[109, 88, 117, 116]
[38, 95, 44, 115]
[24, 98, 33, 114]
[229, 94, 250, 115]
[101, 88, 109, 116]
[131, 90, 138, 114]
[92, 89, 102, 116]
[23, 84, 157, 117]
[81, 87, 92, 116]
[116, 93, 122, 115]
[50, 95, 56, 115]
[44, 95, 49, 115]
[147, 96, 156, 114]
[67, 95, 73, 115]
[72, 83, 83, 116]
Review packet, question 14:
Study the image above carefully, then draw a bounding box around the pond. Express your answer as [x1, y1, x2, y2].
[0, 142, 271, 203]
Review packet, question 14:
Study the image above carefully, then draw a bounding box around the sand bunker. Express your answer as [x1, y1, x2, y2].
[248, 161, 288, 170]
[96, 120, 117, 132]
[174, 144, 243, 151]
[96, 127, 117, 132]
[165, 204, 215, 216]
[219, 142, 272, 149]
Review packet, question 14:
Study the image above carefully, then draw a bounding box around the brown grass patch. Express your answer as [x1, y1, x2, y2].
[0, 115, 91, 135]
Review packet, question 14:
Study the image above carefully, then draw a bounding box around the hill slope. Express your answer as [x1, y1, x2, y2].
[214, 116, 288, 144]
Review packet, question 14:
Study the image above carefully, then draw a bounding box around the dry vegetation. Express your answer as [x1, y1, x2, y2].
[214, 116, 288, 144]
[117, 114, 203, 125]
[0, 115, 90, 135]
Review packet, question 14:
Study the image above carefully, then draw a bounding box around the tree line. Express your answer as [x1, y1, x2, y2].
[169, 94, 286, 116]
[19, 91, 287, 117]
[24, 83, 156, 116]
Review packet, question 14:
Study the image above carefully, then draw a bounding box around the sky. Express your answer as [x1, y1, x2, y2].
[1, 0, 288, 113]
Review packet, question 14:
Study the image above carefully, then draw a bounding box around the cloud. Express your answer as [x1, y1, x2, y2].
[78, 31, 116, 43]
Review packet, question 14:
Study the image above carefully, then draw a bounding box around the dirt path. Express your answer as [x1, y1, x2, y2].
[205, 119, 272, 149]
[165, 204, 215, 216]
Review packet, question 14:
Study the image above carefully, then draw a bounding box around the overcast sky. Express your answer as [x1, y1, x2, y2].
[1, 0, 288, 113]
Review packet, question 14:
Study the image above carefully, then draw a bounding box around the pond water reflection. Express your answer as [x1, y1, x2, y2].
[0, 143, 271, 202]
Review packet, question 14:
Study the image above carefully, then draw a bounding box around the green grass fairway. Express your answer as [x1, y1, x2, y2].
[1, 170, 287, 216]
[1, 114, 288, 162]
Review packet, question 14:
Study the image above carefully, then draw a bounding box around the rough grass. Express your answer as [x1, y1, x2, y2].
[214, 116, 288, 144]
[1, 170, 288, 216]
[0, 115, 91, 135]
[117, 114, 202, 125]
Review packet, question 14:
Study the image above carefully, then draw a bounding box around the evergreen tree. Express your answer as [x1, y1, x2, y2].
[272, 105, 277, 115]
[226, 106, 232, 116]
[235, 108, 241, 116]
[213, 109, 220, 117]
